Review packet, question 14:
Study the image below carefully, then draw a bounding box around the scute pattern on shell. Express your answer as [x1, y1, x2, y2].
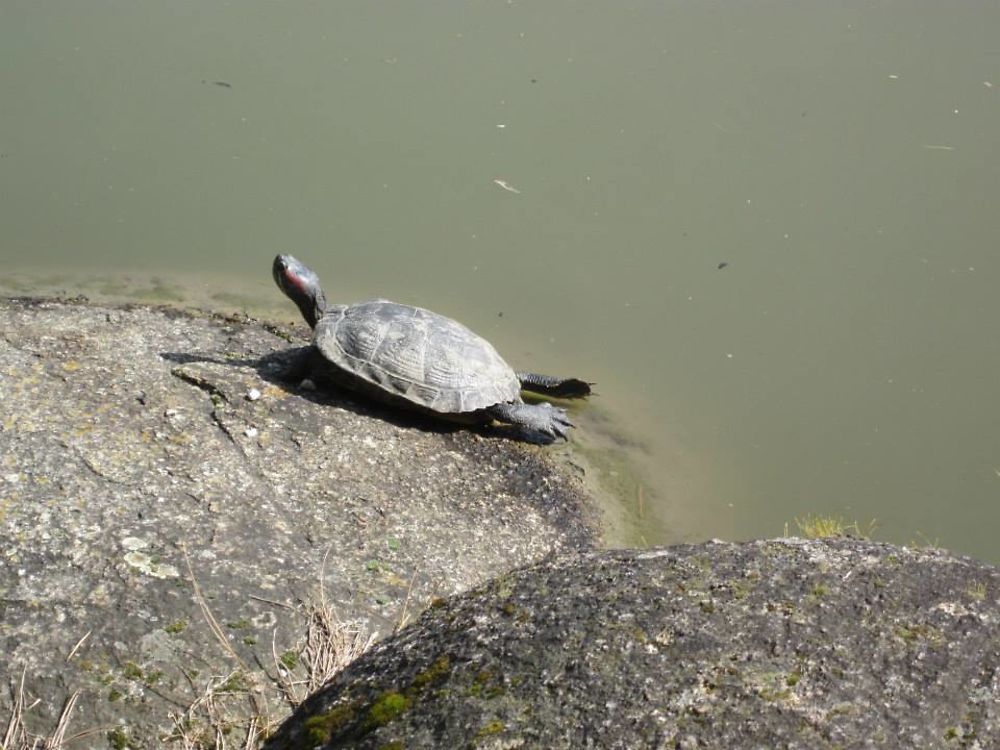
[314, 300, 521, 413]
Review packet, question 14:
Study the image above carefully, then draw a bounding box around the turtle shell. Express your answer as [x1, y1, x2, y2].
[314, 299, 521, 413]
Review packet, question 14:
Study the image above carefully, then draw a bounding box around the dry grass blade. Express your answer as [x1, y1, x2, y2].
[242, 714, 259, 750]
[164, 546, 277, 747]
[302, 596, 376, 694]
[166, 670, 268, 750]
[65, 631, 91, 663]
[46, 691, 80, 747]
[270, 586, 376, 708]
[394, 568, 420, 635]
[3, 668, 37, 750]
[182, 545, 241, 664]
[2, 672, 22, 749]
[2, 692, 22, 749]
[2, 671, 82, 750]
[308, 547, 377, 691]
[4, 551, 377, 750]
[271, 547, 377, 708]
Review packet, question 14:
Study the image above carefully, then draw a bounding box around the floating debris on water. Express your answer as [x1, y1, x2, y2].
[493, 178, 521, 194]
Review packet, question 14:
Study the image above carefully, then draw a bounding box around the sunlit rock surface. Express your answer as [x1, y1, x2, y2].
[0, 297, 596, 747]
[267, 539, 1000, 750]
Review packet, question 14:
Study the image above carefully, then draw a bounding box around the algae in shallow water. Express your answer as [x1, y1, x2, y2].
[573, 434, 657, 547]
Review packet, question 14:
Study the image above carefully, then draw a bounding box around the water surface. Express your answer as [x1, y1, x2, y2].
[3, 1, 999, 559]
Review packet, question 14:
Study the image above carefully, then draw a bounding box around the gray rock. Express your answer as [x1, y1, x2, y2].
[0, 297, 596, 746]
[266, 539, 1000, 750]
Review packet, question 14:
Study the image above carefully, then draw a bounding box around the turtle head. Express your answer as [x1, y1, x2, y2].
[272, 254, 328, 329]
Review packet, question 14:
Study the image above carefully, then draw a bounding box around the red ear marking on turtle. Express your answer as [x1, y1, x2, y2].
[282, 267, 308, 295]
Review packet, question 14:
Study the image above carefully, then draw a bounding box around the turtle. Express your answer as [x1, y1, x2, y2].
[272, 254, 591, 441]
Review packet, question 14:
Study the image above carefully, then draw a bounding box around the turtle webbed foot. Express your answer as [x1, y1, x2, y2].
[487, 401, 574, 443]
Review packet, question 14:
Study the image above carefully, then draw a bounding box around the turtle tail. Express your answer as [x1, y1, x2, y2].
[516, 372, 593, 398]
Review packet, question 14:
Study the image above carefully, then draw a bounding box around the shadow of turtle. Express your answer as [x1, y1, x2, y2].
[159, 347, 538, 443]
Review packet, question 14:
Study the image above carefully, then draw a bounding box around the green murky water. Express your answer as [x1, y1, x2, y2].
[3, 1, 999, 560]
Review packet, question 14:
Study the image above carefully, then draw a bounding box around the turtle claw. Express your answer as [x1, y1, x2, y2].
[487, 401, 574, 443]
[525, 402, 574, 442]
[541, 403, 574, 440]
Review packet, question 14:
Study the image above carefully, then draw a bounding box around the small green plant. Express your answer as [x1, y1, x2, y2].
[365, 691, 411, 729]
[144, 669, 164, 686]
[911, 530, 940, 548]
[108, 726, 130, 750]
[412, 655, 451, 689]
[894, 623, 943, 647]
[476, 719, 505, 739]
[216, 671, 250, 693]
[122, 661, 144, 681]
[793, 514, 873, 539]
[304, 702, 358, 745]
[810, 583, 829, 598]
[279, 649, 299, 670]
[967, 582, 988, 601]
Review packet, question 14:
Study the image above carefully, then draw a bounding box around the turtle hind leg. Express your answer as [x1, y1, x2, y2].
[516, 372, 593, 399]
[487, 401, 574, 443]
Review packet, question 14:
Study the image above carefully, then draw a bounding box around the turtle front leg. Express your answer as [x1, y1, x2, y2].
[516, 372, 592, 398]
[486, 401, 574, 442]
[272, 346, 322, 385]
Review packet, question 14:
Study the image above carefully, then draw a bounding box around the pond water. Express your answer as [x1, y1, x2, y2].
[3, 1, 999, 560]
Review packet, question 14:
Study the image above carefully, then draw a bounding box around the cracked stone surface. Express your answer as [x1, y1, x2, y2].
[0, 297, 597, 746]
[267, 539, 1000, 750]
